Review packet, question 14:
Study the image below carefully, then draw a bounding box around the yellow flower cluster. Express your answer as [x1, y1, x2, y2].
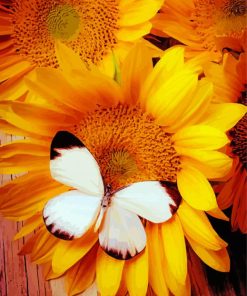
[0, 0, 246, 295]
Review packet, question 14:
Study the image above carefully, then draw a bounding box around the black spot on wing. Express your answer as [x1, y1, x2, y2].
[50, 130, 85, 159]
[159, 181, 182, 214]
[102, 246, 144, 260]
[44, 216, 74, 240]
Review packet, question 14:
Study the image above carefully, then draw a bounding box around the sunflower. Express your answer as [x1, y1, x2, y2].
[0, 0, 162, 101]
[151, 0, 247, 62]
[0, 44, 245, 295]
[204, 52, 247, 233]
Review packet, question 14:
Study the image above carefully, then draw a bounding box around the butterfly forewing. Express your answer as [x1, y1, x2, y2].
[50, 131, 104, 196]
[113, 181, 181, 223]
[43, 190, 101, 240]
[99, 204, 146, 260]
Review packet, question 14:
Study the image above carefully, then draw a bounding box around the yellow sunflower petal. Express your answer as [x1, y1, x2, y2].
[177, 165, 217, 210]
[96, 248, 125, 296]
[181, 152, 232, 179]
[173, 125, 229, 150]
[145, 70, 198, 126]
[201, 103, 247, 132]
[52, 230, 98, 274]
[118, 0, 163, 26]
[116, 22, 152, 42]
[187, 237, 230, 272]
[55, 41, 87, 75]
[124, 248, 148, 296]
[65, 244, 98, 296]
[160, 215, 187, 284]
[178, 201, 227, 250]
[169, 78, 213, 132]
[163, 261, 191, 296]
[146, 223, 169, 296]
[121, 42, 153, 105]
[141, 46, 185, 100]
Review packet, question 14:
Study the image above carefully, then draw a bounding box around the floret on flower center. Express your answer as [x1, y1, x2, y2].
[47, 4, 80, 40]
[73, 104, 181, 189]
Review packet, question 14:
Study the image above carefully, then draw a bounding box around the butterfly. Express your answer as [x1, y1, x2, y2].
[43, 131, 181, 260]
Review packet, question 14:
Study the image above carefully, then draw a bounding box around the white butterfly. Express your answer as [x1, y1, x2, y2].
[43, 131, 181, 260]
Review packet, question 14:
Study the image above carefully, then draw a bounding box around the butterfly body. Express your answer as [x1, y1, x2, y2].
[43, 131, 181, 260]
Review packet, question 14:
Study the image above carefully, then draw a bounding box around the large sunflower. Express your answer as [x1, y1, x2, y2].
[0, 0, 162, 100]
[204, 52, 247, 233]
[151, 0, 247, 62]
[0, 45, 245, 295]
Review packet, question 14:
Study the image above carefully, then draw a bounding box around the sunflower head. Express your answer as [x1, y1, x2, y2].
[0, 0, 163, 100]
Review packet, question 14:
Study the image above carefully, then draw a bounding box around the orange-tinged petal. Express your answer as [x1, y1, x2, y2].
[178, 201, 227, 250]
[43, 261, 64, 280]
[19, 231, 41, 255]
[0, 154, 48, 174]
[14, 213, 43, 240]
[52, 230, 98, 274]
[65, 244, 98, 296]
[187, 237, 230, 272]
[207, 207, 229, 221]
[177, 165, 217, 210]
[160, 215, 187, 284]
[146, 223, 169, 296]
[173, 125, 229, 150]
[1, 101, 75, 137]
[124, 248, 148, 296]
[96, 248, 125, 296]
[0, 60, 32, 82]
[31, 227, 59, 263]
[0, 171, 68, 220]
[0, 140, 48, 158]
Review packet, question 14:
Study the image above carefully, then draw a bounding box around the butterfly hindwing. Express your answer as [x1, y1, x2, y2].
[99, 204, 146, 260]
[43, 190, 101, 240]
[113, 181, 181, 223]
[50, 131, 104, 196]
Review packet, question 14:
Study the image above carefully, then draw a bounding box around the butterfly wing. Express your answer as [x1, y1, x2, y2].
[43, 190, 101, 240]
[113, 181, 181, 223]
[50, 131, 104, 196]
[99, 204, 146, 260]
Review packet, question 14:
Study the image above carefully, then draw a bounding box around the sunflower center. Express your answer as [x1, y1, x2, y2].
[214, 0, 247, 37]
[229, 113, 247, 167]
[11, 0, 119, 67]
[192, 0, 246, 54]
[47, 4, 80, 40]
[72, 105, 180, 189]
